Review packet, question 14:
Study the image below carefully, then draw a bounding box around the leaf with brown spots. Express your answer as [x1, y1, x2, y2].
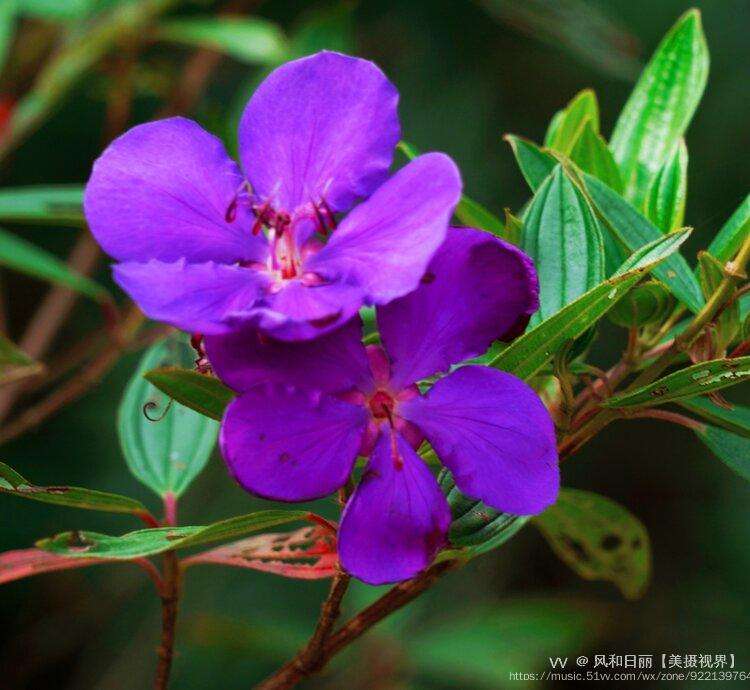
[533, 488, 651, 599]
[182, 525, 338, 579]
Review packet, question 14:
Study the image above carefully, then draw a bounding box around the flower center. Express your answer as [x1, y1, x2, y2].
[368, 389, 396, 422]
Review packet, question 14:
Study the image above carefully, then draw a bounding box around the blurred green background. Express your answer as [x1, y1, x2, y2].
[1, 1, 749, 688]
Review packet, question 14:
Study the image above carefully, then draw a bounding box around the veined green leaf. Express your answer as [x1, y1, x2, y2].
[118, 337, 219, 497]
[547, 89, 599, 155]
[490, 230, 691, 380]
[610, 9, 709, 205]
[503, 134, 556, 192]
[144, 367, 234, 422]
[0, 186, 84, 226]
[608, 280, 671, 328]
[522, 165, 604, 323]
[0, 461, 152, 519]
[439, 470, 527, 558]
[570, 120, 622, 193]
[155, 17, 288, 65]
[0, 227, 109, 302]
[37, 509, 312, 559]
[695, 424, 750, 482]
[708, 194, 750, 263]
[644, 139, 688, 232]
[581, 172, 704, 313]
[0, 334, 42, 386]
[604, 357, 750, 409]
[678, 398, 750, 440]
[534, 488, 651, 599]
[697, 251, 739, 350]
[397, 140, 504, 235]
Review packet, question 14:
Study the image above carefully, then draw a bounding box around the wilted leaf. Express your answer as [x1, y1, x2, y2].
[183, 525, 337, 579]
[534, 488, 651, 599]
[581, 172, 704, 313]
[0, 548, 108, 586]
[0, 186, 84, 226]
[0, 461, 153, 521]
[644, 139, 688, 232]
[37, 509, 313, 559]
[490, 230, 691, 380]
[0, 227, 109, 302]
[522, 165, 604, 324]
[144, 366, 234, 421]
[118, 337, 219, 497]
[610, 9, 709, 205]
[604, 357, 750, 409]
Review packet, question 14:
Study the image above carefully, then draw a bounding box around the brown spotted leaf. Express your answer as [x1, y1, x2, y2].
[533, 488, 651, 599]
[182, 525, 337, 579]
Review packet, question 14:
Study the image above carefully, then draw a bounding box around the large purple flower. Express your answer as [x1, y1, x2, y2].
[206, 227, 559, 584]
[84, 51, 461, 341]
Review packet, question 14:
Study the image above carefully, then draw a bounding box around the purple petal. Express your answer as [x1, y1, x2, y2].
[232, 278, 365, 341]
[205, 317, 371, 394]
[114, 260, 270, 334]
[399, 365, 559, 515]
[307, 153, 462, 306]
[339, 430, 451, 585]
[239, 51, 399, 213]
[378, 227, 539, 388]
[220, 386, 368, 501]
[85, 117, 267, 264]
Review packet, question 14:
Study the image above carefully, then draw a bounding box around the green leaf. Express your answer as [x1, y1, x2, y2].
[155, 17, 287, 65]
[397, 140, 504, 236]
[523, 165, 604, 324]
[490, 229, 691, 380]
[697, 251, 739, 350]
[547, 89, 599, 155]
[534, 488, 651, 599]
[608, 280, 672, 328]
[17, 0, 99, 21]
[569, 120, 622, 192]
[0, 186, 85, 225]
[502, 208, 523, 246]
[455, 196, 505, 237]
[694, 424, 750, 482]
[678, 397, 750, 440]
[0, 461, 152, 519]
[610, 9, 709, 205]
[503, 134, 556, 192]
[644, 139, 688, 232]
[143, 366, 234, 422]
[581, 172, 704, 313]
[543, 108, 564, 147]
[708, 194, 750, 263]
[37, 509, 312, 559]
[604, 357, 750, 409]
[439, 470, 527, 558]
[0, 227, 109, 302]
[118, 337, 219, 497]
[0, 334, 42, 385]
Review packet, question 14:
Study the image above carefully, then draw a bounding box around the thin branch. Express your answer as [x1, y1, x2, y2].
[255, 560, 459, 690]
[154, 550, 180, 690]
[619, 408, 707, 432]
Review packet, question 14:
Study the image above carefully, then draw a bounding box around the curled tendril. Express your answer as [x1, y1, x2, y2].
[143, 397, 173, 422]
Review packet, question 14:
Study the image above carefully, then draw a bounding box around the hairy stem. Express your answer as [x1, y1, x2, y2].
[154, 550, 181, 690]
[255, 560, 459, 690]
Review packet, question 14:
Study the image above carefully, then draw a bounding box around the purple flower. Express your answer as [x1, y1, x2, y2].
[83, 51, 462, 341]
[206, 227, 559, 584]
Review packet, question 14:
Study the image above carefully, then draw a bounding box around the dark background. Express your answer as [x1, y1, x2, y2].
[2, 1, 749, 688]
